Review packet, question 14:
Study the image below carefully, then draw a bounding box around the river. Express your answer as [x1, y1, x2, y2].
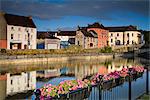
[0, 57, 149, 100]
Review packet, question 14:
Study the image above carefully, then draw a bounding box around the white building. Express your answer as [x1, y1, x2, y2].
[106, 25, 142, 46]
[6, 71, 36, 95]
[55, 31, 76, 48]
[37, 69, 61, 78]
[0, 12, 37, 49]
[37, 31, 60, 49]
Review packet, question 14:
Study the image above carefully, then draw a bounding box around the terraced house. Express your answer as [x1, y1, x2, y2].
[75, 27, 98, 49]
[0, 12, 37, 49]
[106, 25, 142, 46]
[86, 22, 109, 48]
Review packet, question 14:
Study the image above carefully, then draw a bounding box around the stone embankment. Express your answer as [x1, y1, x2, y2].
[0, 53, 124, 64]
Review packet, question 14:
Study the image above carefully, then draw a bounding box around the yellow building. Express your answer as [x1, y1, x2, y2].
[106, 25, 142, 46]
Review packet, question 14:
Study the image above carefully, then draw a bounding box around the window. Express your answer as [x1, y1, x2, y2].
[78, 41, 80, 45]
[90, 43, 93, 47]
[25, 35, 27, 40]
[11, 79, 13, 85]
[31, 29, 33, 32]
[127, 33, 129, 37]
[18, 28, 21, 31]
[11, 27, 14, 30]
[132, 41, 134, 44]
[111, 33, 113, 37]
[18, 34, 20, 40]
[117, 33, 119, 36]
[111, 39, 113, 43]
[11, 34, 13, 39]
[132, 33, 134, 37]
[127, 40, 129, 44]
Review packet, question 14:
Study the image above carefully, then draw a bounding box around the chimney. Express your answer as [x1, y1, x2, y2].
[77, 25, 80, 30]
[58, 30, 61, 33]
[28, 16, 32, 19]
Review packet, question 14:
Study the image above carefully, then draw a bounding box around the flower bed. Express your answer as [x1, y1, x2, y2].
[35, 66, 144, 99]
[35, 79, 92, 100]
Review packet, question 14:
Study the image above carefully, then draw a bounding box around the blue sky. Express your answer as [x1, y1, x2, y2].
[1, 0, 149, 31]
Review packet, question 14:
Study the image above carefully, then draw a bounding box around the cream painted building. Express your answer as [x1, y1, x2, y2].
[6, 71, 36, 95]
[75, 29, 98, 49]
[0, 12, 37, 49]
[106, 25, 142, 46]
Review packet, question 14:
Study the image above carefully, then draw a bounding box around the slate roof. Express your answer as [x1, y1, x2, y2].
[88, 30, 98, 38]
[57, 31, 76, 36]
[87, 22, 107, 29]
[80, 30, 98, 38]
[37, 31, 59, 39]
[106, 25, 138, 32]
[4, 14, 36, 28]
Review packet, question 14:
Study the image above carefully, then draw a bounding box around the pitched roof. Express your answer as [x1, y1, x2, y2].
[88, 30, 98, 38]
[37, 31, 59, 39]
[87, 22, 107, 29]
[106, 25, 138, 32]
[4, 14, 36, 28]
[57, 31, 76, 36]
[80, 30, 97, 38]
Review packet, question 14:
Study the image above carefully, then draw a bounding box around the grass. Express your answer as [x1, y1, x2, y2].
[137, 93, 150, 100]
[0, 45, 113, 55]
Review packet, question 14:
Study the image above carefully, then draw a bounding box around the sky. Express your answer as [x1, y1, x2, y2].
[0, 0, 149, 31]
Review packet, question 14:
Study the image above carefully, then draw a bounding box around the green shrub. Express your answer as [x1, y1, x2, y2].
[99, 46, 113, 53]
[0, 49, 6, 53]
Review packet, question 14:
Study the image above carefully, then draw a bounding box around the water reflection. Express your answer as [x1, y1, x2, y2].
[0, 58, 147, 100]
[0, 71, 36, 100]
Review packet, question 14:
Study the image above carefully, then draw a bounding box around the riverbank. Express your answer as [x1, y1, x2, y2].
[0, 53, 121, 64]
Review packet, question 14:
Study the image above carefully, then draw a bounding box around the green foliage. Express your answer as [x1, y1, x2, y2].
[99, 47, 113, 53]
[0, 49, 6, 53]
[4, 46, 113, 55]
[143, 31, 150, 44]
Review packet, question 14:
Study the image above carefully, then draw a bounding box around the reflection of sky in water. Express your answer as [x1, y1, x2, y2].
[36, 76, 75, 89]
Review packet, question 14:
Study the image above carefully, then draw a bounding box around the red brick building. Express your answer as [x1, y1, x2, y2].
[86, 22, 109, 48]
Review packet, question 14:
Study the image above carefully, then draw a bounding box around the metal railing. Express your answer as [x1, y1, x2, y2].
[35, 67, 149, 100]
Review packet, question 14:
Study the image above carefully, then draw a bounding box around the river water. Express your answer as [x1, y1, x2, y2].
[0, 57, 149, 100]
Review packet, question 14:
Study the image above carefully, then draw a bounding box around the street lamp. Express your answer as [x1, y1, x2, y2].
[25, 28, 30, 49]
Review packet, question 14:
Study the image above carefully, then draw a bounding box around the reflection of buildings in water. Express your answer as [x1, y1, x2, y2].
[0, 74, 7, 100]
[7, 71, 36, 95]
[107, 62, 133, 73]
[74, 59, 140, 79]
[0, 71, 36, 99]
[37, 69, 61, 78]
[75, 64, 108, 79]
